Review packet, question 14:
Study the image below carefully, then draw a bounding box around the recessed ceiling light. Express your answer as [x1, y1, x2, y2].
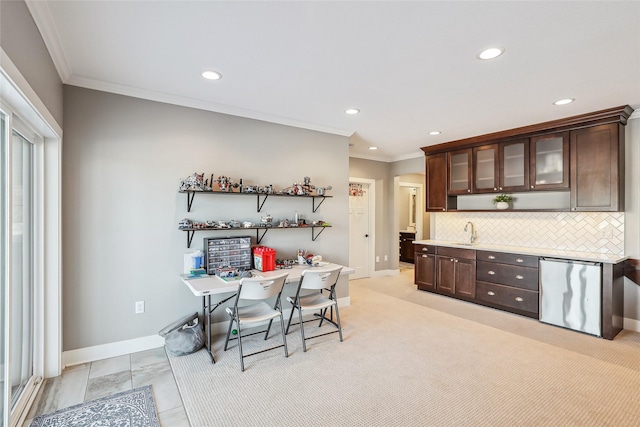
[553, 98, 575, 106]
[369, 146, 378, 150]
[477, 47, 504, 60]
[429, 131, 441, 136]
[345, 108, 360, 115]
[201, 70, 222, 80]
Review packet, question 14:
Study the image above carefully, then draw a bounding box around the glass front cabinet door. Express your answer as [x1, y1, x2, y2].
[530, 132, 569, 190]
[447, 148, 472, 195]
[499, 139, 529, 192]
[472, 144, 499, 193]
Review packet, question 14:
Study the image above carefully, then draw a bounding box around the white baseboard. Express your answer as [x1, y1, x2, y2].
[61, 296, 351, 369]
[372, 269, 400, 277]
[62, 335, 165, 370]
[623, 317, 640, 333]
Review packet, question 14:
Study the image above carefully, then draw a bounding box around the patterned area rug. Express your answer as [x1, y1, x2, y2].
[30, 385, 159, 427]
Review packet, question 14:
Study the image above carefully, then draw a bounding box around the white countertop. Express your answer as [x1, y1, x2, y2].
[413, 240, 627, 264]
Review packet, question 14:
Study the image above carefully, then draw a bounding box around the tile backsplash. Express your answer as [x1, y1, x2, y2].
[433, 212, 624, 255]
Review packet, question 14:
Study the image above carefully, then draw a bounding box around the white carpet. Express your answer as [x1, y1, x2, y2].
[168, 278, 640, 426]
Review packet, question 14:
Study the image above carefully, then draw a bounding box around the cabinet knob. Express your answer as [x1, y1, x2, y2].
[493, 187, 497, 191]
[454, 259, 459, 263]
[467, 189, 471, 193]
[499, 187, 503, 190]
[515, 297, 524, 302]
[487, 291, 495, 296]
[442, 208, 445, 211]
[488, 255, 496, 260]
[515, 275, 524, 280]
[516, 258, 524, 263]
[531, 185, 535, 189]
[450, 258, 454, 262]
[488, 271, 495, 275]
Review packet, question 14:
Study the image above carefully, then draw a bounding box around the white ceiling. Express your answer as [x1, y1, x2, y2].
[29, 1, 640, 162]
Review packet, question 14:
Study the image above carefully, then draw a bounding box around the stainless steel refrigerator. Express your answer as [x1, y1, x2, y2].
[539, 258, 602, 337]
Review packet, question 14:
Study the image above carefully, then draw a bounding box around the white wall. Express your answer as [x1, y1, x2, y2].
[62, 86, 350, 351]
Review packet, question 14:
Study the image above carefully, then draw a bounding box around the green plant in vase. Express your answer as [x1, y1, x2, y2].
[492, 194, 513, 210]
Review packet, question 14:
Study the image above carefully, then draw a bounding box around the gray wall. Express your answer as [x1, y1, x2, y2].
[62, 86, 350, 351]
[624, 115, 640, 321]
[0, 0, 63, 127]
[349, 157, 393, 270]
[349, 156, 426, 271]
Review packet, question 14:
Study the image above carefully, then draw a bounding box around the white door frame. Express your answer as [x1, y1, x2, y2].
[348, 177, 375, 279]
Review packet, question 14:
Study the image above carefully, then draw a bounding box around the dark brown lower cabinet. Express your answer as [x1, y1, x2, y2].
[414, 244, 436, 291]
[435, 247, 476, 299]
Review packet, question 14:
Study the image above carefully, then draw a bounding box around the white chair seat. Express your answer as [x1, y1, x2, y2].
[226, 302, 282, 325]
[287, 293, 335, 312]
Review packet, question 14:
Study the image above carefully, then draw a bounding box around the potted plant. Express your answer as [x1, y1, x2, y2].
[492, 194, 513, 210]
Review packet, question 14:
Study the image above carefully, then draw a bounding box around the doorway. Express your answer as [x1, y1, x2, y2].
[348, 178, 375, 280]
[395, 179, 426, 270]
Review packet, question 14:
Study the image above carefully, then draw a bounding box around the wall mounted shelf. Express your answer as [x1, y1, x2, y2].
[179, 190, 332, 213]
[180, 225, 331, 247]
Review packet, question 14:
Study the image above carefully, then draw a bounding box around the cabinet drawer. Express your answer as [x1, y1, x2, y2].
[415, 244, 436, 255]
[476, 251, 538, 267]
[436, 246, 475, 260]
[476, 261, 538, 291]
[476, 281, 539, 315]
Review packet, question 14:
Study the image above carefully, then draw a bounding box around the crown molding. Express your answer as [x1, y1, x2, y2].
[25, 0, 72, 82]
[629, 108, 640, 120]
[65, 75, 355, 137]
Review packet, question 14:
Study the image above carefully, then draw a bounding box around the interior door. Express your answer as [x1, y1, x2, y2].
[349, 182, 371, 279]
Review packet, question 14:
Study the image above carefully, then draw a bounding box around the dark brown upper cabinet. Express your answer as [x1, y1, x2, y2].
[529, 131, 570, 191]
[425, 152, 449, 212]
[499, 139, 530, 192]
[447, 148, 472, 195]
[420, 105, 633, 212]
[472, 144, 499, 193]
[570, 123, 623, 212]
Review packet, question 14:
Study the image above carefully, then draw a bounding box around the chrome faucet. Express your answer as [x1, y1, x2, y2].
[464, 221, 477, 244]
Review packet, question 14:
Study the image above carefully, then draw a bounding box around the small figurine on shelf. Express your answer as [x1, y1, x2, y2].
[179, 173, 212, 192]
[316, 185, 332, 196]
[215, 176, 233, 192]
[178, 218, 193, 229]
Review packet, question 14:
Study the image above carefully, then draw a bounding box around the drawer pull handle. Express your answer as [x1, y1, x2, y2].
[422, 248, 429, 251]
[488, 255, 496, 260]
[487, 291, 495, 296]
[516, 258, 524, 263]
[515, 297, 524, 302]
[422, 255, 428, 258]
[515, 275, 524, 280]
[488, 271, 496, 275]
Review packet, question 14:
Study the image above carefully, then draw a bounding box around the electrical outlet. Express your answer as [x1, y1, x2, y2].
[135, 301, 145, 314]
[384, 255, 388, 261]
[375, 256, 380, 262]
[601, 230, 613, 239]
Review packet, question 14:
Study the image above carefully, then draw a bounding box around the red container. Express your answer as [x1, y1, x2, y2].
[253, 246, 276, 272]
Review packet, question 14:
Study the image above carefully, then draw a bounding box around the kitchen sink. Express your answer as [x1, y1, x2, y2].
[446, 241, 476, 247]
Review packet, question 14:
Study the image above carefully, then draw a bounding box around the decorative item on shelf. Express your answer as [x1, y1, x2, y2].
[316, 185, 332, 196]
[492, 193, 514, 210]
[260, 214, 273, 227]
[179, 218, 193, 229]
[179, 172, 212, 192]
[215, 176, 239, 192]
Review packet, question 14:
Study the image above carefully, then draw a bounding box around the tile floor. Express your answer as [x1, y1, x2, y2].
[23, 347, 189, 426]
